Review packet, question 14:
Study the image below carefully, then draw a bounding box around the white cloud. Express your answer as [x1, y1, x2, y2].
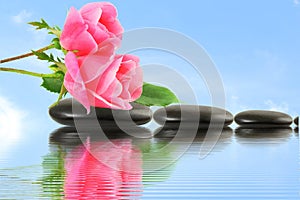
[0, 96, 26, 159]
[264, 100, 289, 113]
[12, 10, 32, 24]
[228, 95, 249, 114]
[294, 0, 299, 5]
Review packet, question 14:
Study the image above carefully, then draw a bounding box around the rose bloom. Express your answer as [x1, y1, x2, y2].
[64, 139, 143, 199]
[63, 39, 143, 112]
[60, 2, 123, 56]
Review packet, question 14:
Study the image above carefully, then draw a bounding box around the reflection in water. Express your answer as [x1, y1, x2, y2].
[47, 127, 182, 196]
[295, 127, 299, 137]
[42, 136, 144, 199]
[49, 126, 152, 145]
[133, 138, 177, 184]
[154, 127, 233, 139]
[36, 126, 298, 199]
[64, 139, 143, 199]
[235, 127, 293, 144]
[40, 145, 65, 198]
[154, 127, 233, 153]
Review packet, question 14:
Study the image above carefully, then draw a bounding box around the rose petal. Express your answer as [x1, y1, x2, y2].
[128, 66, 143, 101]
[86, 88, 132, 110]
[101, 79, 123, 99]
[99, 2, 123, 37]
[94, 55, 123, 95]
[80, 38, 120, 84]
[60, 7, 98, 56]
[79, 2, 102, 24]
[86, 22, 110, 44]
[117, 55, 143, 101]
[64, 52, 90, 112]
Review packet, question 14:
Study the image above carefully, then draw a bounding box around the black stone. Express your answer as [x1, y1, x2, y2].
[295, 116, 299, 126]
[153, 105, 233, 128]
[234, 110, 292, 128]
[49, 98, 152, 126]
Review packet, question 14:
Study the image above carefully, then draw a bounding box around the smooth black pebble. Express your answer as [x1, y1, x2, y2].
[153, 105, 233, 128]
[234, 110, 293, 128]
[295, 116, 299, 126]
[49, 98, 152, 126]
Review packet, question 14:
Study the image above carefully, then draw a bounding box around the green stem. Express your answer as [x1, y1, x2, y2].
[0, 67, 58, 78]
[0, 44, 54, 64]
[50, 85, 67, 108]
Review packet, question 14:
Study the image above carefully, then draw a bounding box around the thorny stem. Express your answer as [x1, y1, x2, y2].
[0, 44, 55, 64]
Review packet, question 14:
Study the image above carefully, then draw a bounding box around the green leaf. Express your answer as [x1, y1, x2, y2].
[28, 18, 50, 30]
[32, 51, 50, 61]
[41, 71, 64, 93]
[28, 19, 61, 37]
[135, 83, 179, 106]
[49, 64, 60, 72]
[51, 38, 61, 50]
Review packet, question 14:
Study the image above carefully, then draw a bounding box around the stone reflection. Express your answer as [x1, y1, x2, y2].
[50, 125, 152, 145]
[235, 127, 293, 144]
[152, 127, 233, 157]
[47, 126, 184, 198]
[294, 127, 299, 137]
[64, 139, 143, 199]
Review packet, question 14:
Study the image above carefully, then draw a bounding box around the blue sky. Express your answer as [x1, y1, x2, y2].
[0, 1, 299, 161]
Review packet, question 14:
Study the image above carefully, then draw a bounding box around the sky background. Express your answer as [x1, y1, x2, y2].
[0, 1, 299, 165]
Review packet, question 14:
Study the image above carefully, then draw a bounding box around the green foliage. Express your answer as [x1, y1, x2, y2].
[133, 140, 177, 184]
[41, 71, 64, 93]
[28, 19, 61, 37]
[38, 145, 65, 198]
[135, 82, 180, 106]
[32, 51, 51, 61]
[32, 50, 63, 65]
[52, 38, 62, 50]
[28, 19, 50, 30]
[49, 64, 60, 72]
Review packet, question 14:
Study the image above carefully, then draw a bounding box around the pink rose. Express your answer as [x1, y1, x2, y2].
[60, 2, 123, 56]
[64, 139, 143, 199]
[63, 39, 143, 113]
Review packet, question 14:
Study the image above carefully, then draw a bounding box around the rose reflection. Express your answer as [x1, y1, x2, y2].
[64, 139, 143, 199]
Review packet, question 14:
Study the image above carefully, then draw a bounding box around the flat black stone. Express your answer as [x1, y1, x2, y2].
[49, 98, 152, 126]
[234, 110, 292, 127]
[153, 105, 233, 127]
[295, 117, 299, 126]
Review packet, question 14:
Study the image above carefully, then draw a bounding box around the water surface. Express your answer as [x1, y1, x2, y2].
[0, 126, 299, 199]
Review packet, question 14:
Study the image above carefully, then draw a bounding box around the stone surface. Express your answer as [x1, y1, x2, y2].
[153, 105, 233, 127]
[295, 117, 299, 126]
[234, 110, 293, 127]
[49, 98, 152, 126]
